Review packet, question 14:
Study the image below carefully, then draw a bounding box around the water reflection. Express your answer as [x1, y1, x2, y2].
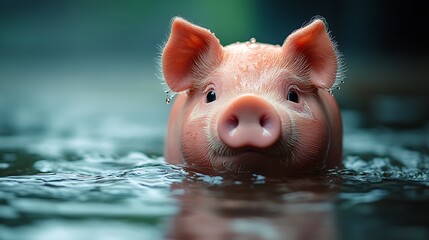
[166, 174, 339, 240]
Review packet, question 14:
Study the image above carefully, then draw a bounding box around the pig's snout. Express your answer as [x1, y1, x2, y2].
[217, 95, 281, 149]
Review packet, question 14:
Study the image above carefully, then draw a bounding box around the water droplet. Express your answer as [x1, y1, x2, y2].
[253, 62, 260, 68]
[239, 64, 248, 72]
[336, 86, 341, 90]
[247, 38, 259, 49]
[165, 91, 176, 104]
[340, 80, 345, 84]
[234, 74, 241, 84]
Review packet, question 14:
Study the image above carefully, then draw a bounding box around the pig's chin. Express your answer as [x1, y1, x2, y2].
[209, 147, 292, 175]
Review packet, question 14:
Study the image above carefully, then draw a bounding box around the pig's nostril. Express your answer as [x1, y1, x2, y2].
[260, 115, 276, 137]
[227, 116, 239, 131]
[259, 115, 268, 128]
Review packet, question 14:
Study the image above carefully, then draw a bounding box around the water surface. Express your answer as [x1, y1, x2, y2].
[0, 111, 428, 240]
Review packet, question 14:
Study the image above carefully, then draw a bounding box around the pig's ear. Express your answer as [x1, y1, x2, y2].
[162, 17, 223, 92]
[282, 18, 339, 89]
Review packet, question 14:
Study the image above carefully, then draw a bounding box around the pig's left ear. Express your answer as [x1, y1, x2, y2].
[282, 18, 339, 89]
[162, 17, 223, 92]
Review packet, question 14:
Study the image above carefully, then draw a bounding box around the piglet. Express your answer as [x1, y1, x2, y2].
[161, 17, 344, 176]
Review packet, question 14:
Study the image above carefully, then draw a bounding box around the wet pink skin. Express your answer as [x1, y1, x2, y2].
[162, 17, 343, 176]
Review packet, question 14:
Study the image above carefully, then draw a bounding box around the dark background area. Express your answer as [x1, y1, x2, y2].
[0, 0, 428, 139]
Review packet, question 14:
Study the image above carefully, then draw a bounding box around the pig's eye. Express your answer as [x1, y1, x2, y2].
[206, 90, 216, 103]
[287, 90, 299, 103]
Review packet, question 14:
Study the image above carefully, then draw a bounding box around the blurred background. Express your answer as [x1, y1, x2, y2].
[0, 0, 428, 154]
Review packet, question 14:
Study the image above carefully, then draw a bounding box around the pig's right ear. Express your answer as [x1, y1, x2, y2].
[162, 17, 223, 92]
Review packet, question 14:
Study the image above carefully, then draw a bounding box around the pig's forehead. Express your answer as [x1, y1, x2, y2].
[221, 42, 283, 72]
[223, 43, 282, 64]
[223, 42, 281, 58]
